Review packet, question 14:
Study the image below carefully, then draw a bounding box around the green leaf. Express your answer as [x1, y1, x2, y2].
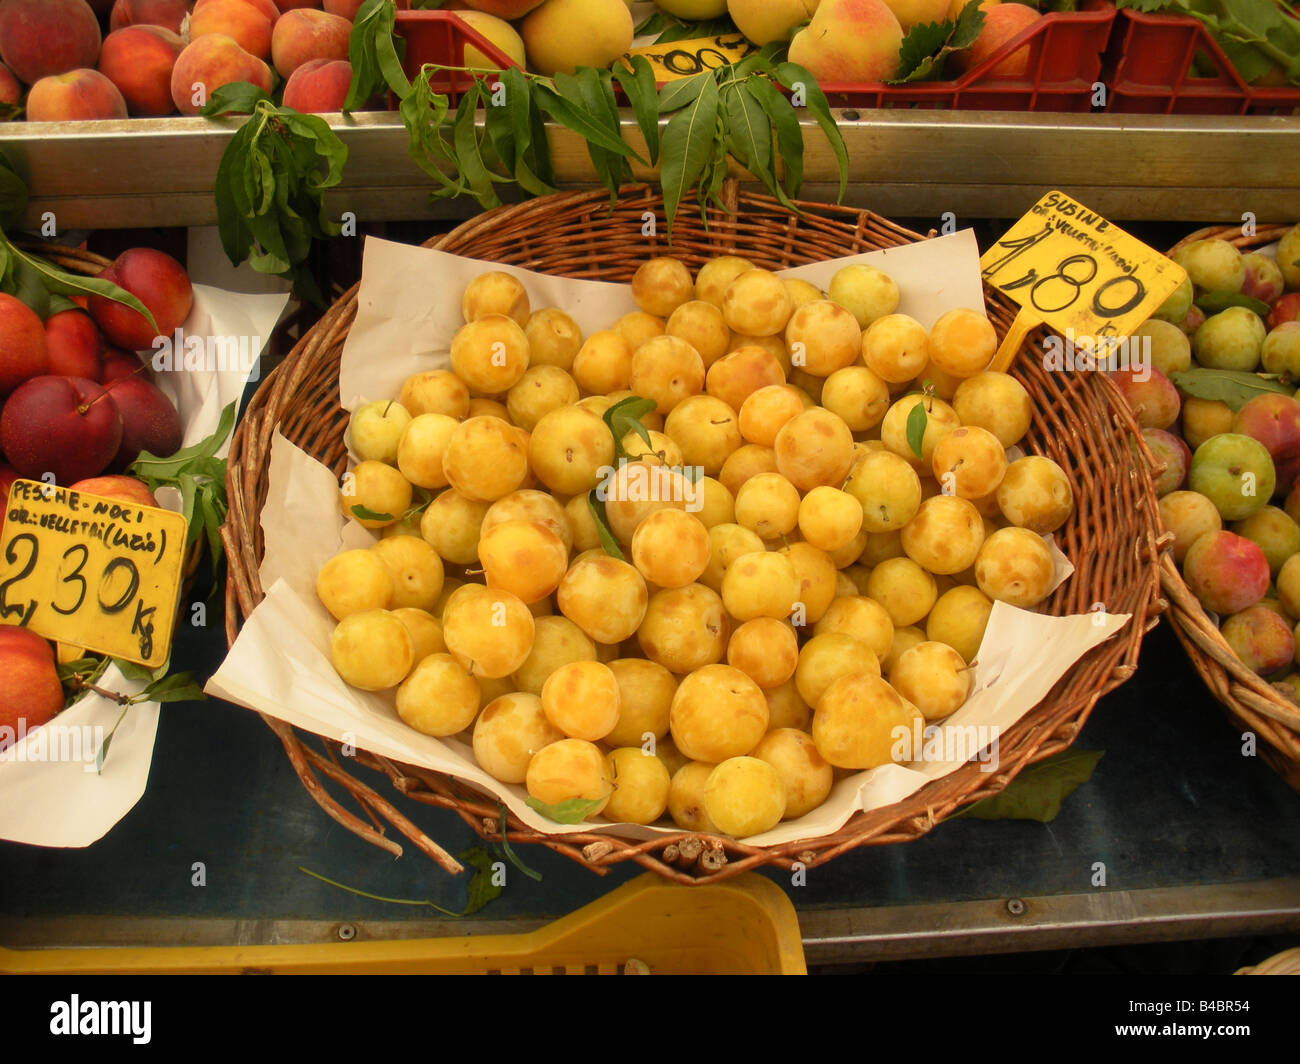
[345, 0, 410, 113]
[570, 67, 631, 203]
[0, 148, 28, 230]
[525, 794, 609, 824]
[658, 70, 710, 114]
[1169, 367, 1293, 410]
[94, 701, 133, 775]
[651, 15, 738, 43]
[603, 395, 658, 460]
[721, 80, 774, 193]
[137, 672, 206, 705]
[8, 253, 48, 318]
[956, 750, 1104, 822]
[1195, 291, 1272, 317]
[297, 866, 464, 916]
[113, 658, 158, 683]
[586, 490, 625, 562]
[773, 63, 847, 203]
[744, 76, 803, 198]
[906, 400, 928, 459]
[894, 20, 954, 83]
[56, 656, 106, 685]
[635, 11, 668, 36]
[612, 55, 661, 165]
[130, 402, 236, 479]
[351, 504, 395, 522]
[1, 240, 158, 335]
[659, 72, 720, 241]
[456, 846, 505, 916]
[451, 84, 503, 210]
[200, 81, 272, 117]
[949, 0, 988, 50]
[534, 83, 640, 162]
[495, 805, 543, 882]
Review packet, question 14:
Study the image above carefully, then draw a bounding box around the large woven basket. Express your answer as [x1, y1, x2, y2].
[221, 185, 1164, 883]
[1160, 224, 1300, 792]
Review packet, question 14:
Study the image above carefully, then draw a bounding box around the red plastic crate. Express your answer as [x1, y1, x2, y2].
[1105, 8, 1300, 115]
[393, 10, 522, 99]
[818, 2, 1117, 112]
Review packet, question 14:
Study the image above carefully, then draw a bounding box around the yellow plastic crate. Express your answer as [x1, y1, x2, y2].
[1, 872, 806, 975]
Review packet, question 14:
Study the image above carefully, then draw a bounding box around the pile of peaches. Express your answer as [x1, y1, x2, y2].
[0, 0, 365, 123]
[1113, 224, 1300, 691]
[0, 246, 192, 532]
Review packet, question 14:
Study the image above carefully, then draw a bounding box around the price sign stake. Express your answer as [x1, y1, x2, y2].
[0, 480, 188, 668]
[981, 191, 1188, 372]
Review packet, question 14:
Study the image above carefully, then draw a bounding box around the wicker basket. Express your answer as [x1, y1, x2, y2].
[1160, 224, 1300, 792]
[221, 184, 1165, 883]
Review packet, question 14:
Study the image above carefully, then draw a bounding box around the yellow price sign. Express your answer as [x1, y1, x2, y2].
[0, 480, 188, 668]
[624, 33, 754, 82]
[980, 190, 1188, 372]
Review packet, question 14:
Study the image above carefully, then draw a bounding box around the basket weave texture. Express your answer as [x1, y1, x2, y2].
[221, 185, 1164, 883]
[1160, 224, 1300, 792]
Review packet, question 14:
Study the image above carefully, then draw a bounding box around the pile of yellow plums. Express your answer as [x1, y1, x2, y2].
[314, 255, 1075, 839]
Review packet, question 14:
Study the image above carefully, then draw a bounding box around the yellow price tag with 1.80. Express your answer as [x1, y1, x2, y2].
[0, 480, 188, 668]
[980, 191, 1188, 372]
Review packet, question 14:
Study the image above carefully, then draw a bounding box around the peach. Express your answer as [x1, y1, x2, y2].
[26, 69, 128, 122]
[0, 0, 102, 87]
[171, 33, 274, 116]
[70, 473, 159, 508]
[0, 627, 64, 752]
[110, 0, 190, 33]
[0, 61, 18, 106]
[189, 0, 277, 61]
[103, 374, 183, 467]
[464, 0, 547, 17]
[283, 57, 353, 113]
[88, 247, 194, 351]
[45, 309, 103, 380]
[277, 0, 323, 8]
[787, 0, 904, 83]
[954, 1, 1041, 77]
[0, 293, 49, 397]
[272, 8, 352, 78]
[98, 25, 185, 117]
[0, 375, 123, 484]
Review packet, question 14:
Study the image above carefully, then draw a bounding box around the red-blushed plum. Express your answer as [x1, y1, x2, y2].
[0, 627, 64, 752]
[1232, 505, 1300, 577]
[1232, 393, 1300, 495]
[1268, 293, 1300, 331]
[1221, 605, 1295, 675]
[0, 376, 123, 485]
[1142, 427, 1190, 497]
[1241, 253, 1285, 304]
[1188, 433, 1276, 522]
[1182, 530, 1270, 616]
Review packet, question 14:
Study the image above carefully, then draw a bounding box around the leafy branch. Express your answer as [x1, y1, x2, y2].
[1116, 0, 1300, 84]
[891, 2, 987, 84]
[203, 85, 348, 306]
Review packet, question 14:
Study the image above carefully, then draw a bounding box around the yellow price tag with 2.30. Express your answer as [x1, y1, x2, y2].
[623, 33, 755, 82]
[0, 480, 188, 668]
[980, 191, 1188, 372]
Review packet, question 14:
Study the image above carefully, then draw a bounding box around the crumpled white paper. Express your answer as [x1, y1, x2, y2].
[0, 283, 290, 847]
[205, 233, 1132, 848]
